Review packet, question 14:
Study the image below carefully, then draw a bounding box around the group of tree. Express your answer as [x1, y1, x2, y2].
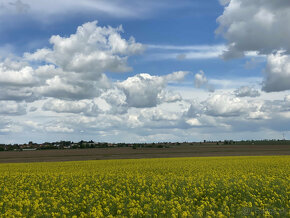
[0, 139, 288, 152]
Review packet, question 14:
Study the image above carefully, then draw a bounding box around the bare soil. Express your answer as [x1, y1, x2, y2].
[0, 144, 289, 163]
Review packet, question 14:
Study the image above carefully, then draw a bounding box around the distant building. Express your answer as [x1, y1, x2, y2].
[22, 148, 37, 151]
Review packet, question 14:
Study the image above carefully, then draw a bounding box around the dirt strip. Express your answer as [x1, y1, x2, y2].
[0, 144, 289, 163]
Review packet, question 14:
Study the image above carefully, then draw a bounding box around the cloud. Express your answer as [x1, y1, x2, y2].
[146, 43, 262, 61]
[0, 59, 38, 101]
[0, 59, 37, 86]
[117, 71, 186, 108]
[1, 87, 290, 143]
[210, 77, 262, 89]
[0, 87, 36, 102]
[285, 95, 290, 103]
[202, 94, 251, 117]
[0, 101, 26, 115]
[163, 71, 188, 82]
[146, 44, 226, 60]
[186, 93, 254, 121]
[220, 43, 244, 60]
[284, 95, 290, 111]
[184, 92, 285, 131]
[0, 117, 10, 133]
[25, 21, 143, 76]
[29, 106, 37, 112]
[100, 88, 128, 114]
[139, 107, 180, 123]
[234, 86, 260, 97]
[45, 125, 74, 133]
[218, 1, 290, 92]
[216, 0, 290, 58]
[26, 21, 143, 100]
[158, 90, 182, 103]
[262, 52, 290, 92]
[219, 0, 231, 6]
[194, 71, 208, 88]
[0, 21, 143, 101]
[0, 118, 22, 134]
[194, 70, 215, 92]
[186, 118, 202, 126]
[42, 99, 101, 116]
[147, 44, 226, 51]
[1, 16, 290, 143]
[36, 74, 110, 100]
[0, 0, 185, 20]
[117, 73, 166, 108]
[0, 20, 188, 119]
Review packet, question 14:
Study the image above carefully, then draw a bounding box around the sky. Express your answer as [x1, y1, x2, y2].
[0, 0, 290, 144]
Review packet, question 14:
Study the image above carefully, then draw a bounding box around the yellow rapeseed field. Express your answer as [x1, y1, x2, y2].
[0, 156, 289, 217]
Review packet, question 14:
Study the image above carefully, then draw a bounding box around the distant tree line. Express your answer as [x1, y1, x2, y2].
[0, 139, 289, 151]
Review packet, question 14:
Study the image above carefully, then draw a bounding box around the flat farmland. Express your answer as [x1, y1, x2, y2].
[0, 143, 289, 163]
[0, 156, 289, 217]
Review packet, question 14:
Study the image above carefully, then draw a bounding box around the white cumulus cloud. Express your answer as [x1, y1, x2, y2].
[217, 0, 290, 92]
[25, 21, 144, 76]
[217, 0, 290, 58]
[117, 71, 186, 108]
[203, 94, 250, 117]
[262, 52, 290, 92]
[23, 21, 143, 100]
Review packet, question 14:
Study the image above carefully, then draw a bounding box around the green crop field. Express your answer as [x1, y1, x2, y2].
[0, 156, 289, 217]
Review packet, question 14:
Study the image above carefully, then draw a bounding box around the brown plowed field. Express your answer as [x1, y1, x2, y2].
[0, 144, 289, 163]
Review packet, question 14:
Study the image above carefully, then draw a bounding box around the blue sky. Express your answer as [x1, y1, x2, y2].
[0, 0, 261, 80]
[0, 0, 289, 143]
